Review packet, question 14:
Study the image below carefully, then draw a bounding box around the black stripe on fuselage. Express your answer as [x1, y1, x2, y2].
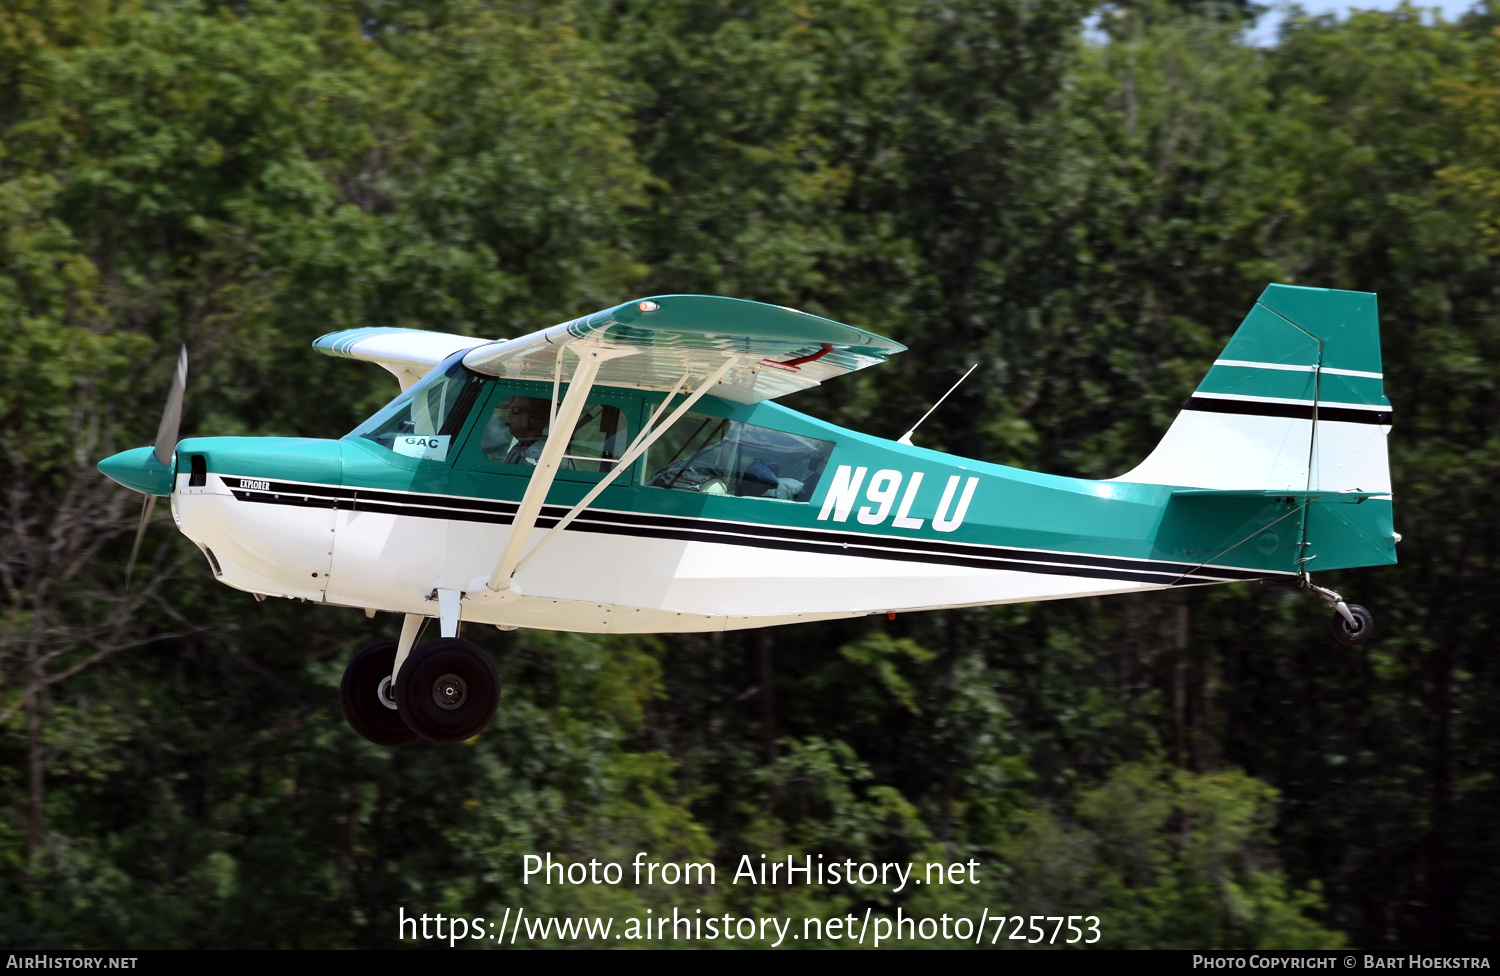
[1185, 396, 1392, 425]
[224, 477, 1283, 587]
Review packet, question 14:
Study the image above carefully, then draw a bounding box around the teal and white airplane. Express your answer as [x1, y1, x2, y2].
[98, 284, 1397, 746]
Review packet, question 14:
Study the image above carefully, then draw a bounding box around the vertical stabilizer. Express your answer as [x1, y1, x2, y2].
[1113, 284, 1392, 494]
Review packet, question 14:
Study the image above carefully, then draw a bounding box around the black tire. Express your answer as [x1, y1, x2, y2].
[1330, 604, 1375, 646]
[341, 641, 419, 747]
[394, 637, 500, 743]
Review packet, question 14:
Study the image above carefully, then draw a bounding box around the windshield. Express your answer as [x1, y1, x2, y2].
[351, 353, 487, 462]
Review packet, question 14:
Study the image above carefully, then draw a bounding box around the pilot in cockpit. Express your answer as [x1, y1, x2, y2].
[482, 396, 550, 466]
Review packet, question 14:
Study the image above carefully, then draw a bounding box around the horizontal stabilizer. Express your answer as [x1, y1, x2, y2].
[1162, 488, 1396, 572]
[1171, 489, 1388, 500]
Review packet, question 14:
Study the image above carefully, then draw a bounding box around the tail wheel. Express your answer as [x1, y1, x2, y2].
[341, 641, 419, 747]
[1330, 604, 1375, 646]
[394, 637, 500, 743]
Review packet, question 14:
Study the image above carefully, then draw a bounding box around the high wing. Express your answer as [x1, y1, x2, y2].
[312, 327, 488, 391]
[461, 295, 905, 403]
[315, 296, 905, 600]
[461, 295, 901, 597]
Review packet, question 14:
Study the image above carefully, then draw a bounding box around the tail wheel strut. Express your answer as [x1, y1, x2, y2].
[1301, 574, 1375, 646]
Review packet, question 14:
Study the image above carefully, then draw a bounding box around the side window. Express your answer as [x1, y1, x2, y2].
[565, 401, 631, 472]
[645, 412, 833, 502]
[474, 394, 631, 473]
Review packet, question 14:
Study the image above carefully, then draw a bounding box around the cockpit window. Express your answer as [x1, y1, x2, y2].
[646, 413, 833, 502]
[352, 356, 486, 462]
[475, 396, 630, 472]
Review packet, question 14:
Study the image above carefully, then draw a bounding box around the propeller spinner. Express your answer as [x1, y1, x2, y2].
[121, 346, 187, 584]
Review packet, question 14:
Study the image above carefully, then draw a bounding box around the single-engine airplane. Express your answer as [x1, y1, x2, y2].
[99, 285, 1397, 746]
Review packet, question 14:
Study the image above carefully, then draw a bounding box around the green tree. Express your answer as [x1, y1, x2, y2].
[4, 0, 1494, 952]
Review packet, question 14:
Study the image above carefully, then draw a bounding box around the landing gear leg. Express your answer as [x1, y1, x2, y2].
[392, 612, 425, 687]
[1301, 574, 1375, 646]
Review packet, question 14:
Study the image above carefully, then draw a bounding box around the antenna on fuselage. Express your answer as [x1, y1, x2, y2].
[897, 362, 978, 446]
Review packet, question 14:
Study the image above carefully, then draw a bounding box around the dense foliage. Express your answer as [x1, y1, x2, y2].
[3, 0, 1498, 950]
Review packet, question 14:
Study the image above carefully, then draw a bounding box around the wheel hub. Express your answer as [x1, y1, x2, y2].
[377, 675, 399, 711]
[432, 673, 468, 710]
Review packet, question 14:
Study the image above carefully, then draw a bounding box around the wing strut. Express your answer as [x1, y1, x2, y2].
[483, 343, 637, 592]
[511, 355, 741, 577]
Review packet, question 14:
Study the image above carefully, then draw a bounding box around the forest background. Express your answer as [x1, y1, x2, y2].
[2, 0, 1499, 950]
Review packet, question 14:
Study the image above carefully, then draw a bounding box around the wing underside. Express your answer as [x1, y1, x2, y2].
[461, 295, 905, 403]
[314, 296, 904, 402]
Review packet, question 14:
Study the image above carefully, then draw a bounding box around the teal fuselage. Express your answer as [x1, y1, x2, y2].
[151, 382, 1393, 619]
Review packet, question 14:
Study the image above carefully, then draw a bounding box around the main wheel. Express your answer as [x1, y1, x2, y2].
[341, 641, 419, 747]
[1330, 604, 1375, 646]
[394, 637, 500, 743]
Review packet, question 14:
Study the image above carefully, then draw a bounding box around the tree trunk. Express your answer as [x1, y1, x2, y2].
[756, 629, 777, 765]
[26, 670, 44, 870]
[1173, 601, 1190, 769]
[1420, 639, 1455, 950]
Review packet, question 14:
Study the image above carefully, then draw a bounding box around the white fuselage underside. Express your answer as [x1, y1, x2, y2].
[172, 473, 1201, 634]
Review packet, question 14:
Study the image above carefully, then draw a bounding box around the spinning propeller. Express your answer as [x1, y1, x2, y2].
[126, 346, 187, 585]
